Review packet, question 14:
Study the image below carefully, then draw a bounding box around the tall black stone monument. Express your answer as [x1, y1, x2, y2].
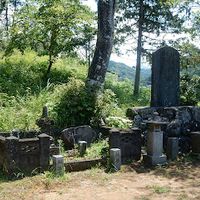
[151, 46, 180, 107]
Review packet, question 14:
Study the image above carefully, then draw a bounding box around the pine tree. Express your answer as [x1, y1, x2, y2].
[116, 0, 184, 95]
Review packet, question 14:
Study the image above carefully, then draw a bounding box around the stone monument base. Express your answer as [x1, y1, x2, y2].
[143, 154, 167, 166]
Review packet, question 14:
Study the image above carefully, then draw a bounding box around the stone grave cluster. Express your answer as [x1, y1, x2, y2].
[110, 46, 200, 169]
[1, 46, 200, 176]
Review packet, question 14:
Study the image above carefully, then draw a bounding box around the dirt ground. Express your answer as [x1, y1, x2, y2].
[0, 159, 200, 200]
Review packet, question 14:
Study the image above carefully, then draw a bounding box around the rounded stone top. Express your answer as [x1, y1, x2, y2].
[153, 46, 179, 55]
[38, 133, 50, 138]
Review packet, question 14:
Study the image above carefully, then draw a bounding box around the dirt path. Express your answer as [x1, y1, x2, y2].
[0, 161, 200, 200]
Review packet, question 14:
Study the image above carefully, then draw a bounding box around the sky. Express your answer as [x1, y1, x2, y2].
[81, 0, 200, 68]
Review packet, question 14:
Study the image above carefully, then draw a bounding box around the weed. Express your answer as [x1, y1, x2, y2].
[177, 193, 189, 200]
[138, 196, 150, 200]
[42, 171, 70, 189]
[148, 185, 171, 194]
[85, 139, 109, 159]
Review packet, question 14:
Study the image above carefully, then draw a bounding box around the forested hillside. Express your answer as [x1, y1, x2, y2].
[108, 60, 151, 85]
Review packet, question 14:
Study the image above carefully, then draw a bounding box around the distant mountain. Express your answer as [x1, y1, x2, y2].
[108, 60, 151, 85]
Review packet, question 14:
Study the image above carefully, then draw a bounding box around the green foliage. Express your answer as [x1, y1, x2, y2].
[180, 74, 200, 106]
[150, 185, 171, 194]
[108, 60, 151, 85]
[105, 116, 132, 129]
[53, 78, 117, 128]
[171, 40, 200, 106]
[0, 85, 59, 131]
[174, 41, 200, 70]
[115, 0, 184, 51]
[105, 73, 150, 107]
[85, 139, 108, 159]
[0, 51, 88, 131]
[0, 50, 151, 132]
[6, 0, 94, 72]
[0, 50, 87, 96]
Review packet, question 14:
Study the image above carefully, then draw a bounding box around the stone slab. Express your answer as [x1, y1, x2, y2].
[151, 46, 180, 107]
[143, 154, 167, 166]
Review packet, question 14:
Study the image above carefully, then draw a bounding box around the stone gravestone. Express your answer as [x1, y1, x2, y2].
[61, 125, 97, 149]
[151, 46, 180, 107]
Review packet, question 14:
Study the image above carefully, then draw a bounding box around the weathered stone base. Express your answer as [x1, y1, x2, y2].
[143, 154, 167, 167]
[127, 106, 200, 154]
[64, 158, 105, 172]
[109, 128, 142, 164]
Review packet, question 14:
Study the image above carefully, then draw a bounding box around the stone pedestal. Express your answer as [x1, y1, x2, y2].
[143, 121, 167, 166]
[109, 128, 141, 163]
[53, 155, 64, 176]
[38, 133, 50, 172]
[166, 137, 179, 160]
[110, 148, 121, 171]
[5, 136, 19, 176]
[191, 132, 200, 154]
[78, 141, 87, 157]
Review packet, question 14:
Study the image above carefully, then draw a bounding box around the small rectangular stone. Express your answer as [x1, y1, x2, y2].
[53, 155, 64, 176]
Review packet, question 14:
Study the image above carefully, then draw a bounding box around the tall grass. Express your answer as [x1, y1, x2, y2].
[0, 50, 150, 132]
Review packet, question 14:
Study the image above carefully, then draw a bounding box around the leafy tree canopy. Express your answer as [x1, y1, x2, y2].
[5, 0, 95, 75]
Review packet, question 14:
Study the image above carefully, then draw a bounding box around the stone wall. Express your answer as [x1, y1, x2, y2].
[0, 133, 50, 175]
[127, 106, 200, 153]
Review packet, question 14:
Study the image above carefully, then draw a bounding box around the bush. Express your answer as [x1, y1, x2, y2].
[180, 74, 200, 106]
[52, 78, 118, 129]
[0, 50, 87, 96]
[105, 73, 151, 107]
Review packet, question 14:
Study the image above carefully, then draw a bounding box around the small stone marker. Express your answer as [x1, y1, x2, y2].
[151, 46, 180, 107]
[52, 155, 64, 176]
[78, 141, 87, 157]
[143, 121, 167, 166]
[166, 137, 179, 160]
[110, 148, 121, 171]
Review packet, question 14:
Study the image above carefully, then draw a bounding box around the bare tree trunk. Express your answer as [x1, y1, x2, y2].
[14, 0, 17, 11]
[88, 40, 91, 67]
[134, 0, 144, 96]
[87, 0, 115, 87]
[5, 3, 8, 31]
[46, 54, 53, 79]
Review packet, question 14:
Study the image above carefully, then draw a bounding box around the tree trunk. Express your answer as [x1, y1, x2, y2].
[46, 54, 53, 80]
[134, 0, 144, 96]
[87, 0, 115, 87]
[5, 4, 8, 31]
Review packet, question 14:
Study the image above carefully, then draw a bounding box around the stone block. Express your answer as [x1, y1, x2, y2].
[166, 137, 179, 160]
[38, 133, 50, 172]
[147, 130, 164, 157]
[78, 141, 87, 157]
[61, 125, 97, 149]
[53, 155, 64, 176]
[143, 154, 167, 166]
[109, 128, 142, 164]
[191, 132, 200, 154]
[110, 148, 121, 171]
